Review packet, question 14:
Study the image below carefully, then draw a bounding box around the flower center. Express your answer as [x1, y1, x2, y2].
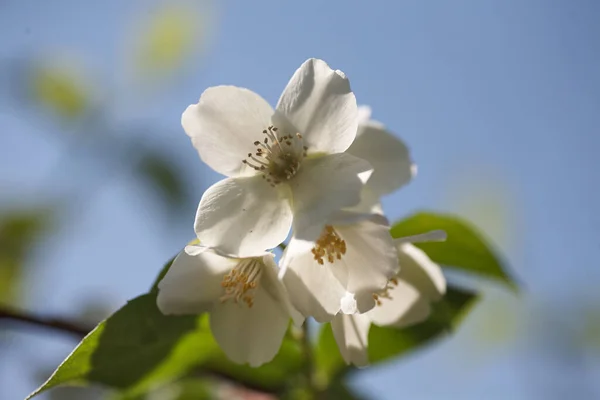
[242, 125, 307, 187]
[220, 258, 263, 308]
[311, 225, 347, 265]
[372, 277, 398, 306]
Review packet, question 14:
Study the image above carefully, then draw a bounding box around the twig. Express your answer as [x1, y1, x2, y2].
[0, 306, 283, 395]
[0, 305, 91, 337]
[301, 321, 316, 397]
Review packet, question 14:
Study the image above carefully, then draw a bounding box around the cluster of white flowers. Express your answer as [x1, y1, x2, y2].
[156, 59, 447, 367]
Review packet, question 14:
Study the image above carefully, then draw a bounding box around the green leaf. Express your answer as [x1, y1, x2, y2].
[133, 5, 200, 76]
[29, 63, 90, 120]
[368, 286, 479, 363]
[0, 209, 53, 305]
[317, 380, 371, 400]
[27, 294, 214, 399]
[202, 328, 303, 393]
[314, 323, 345, 388]
[29, 290, 305, 399]
[170, 379, 212, 400]
[315, 286, 479, 382]
[391, 212, 517, 290]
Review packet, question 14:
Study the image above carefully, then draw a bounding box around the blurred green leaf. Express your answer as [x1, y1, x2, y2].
[0, 209, 52, 305]
[136, 152, 188, 215]
[134, 5, 203, 76]
[391, 212, 517, 290]
[202, 328, 303, 393]
[582, 306, 600, 350]
[316, 380, 370, 400]
[170, 379, 211, 400]
[30, 64, 89, 119]
[315, 286, 479, 383]
[314, 323, 344, 388]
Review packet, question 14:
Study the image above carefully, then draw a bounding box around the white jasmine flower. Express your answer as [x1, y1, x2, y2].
[280, 212, 399, 323]
[346, 106, 417, 213]
[157, 245, 302, 367]
[331, 230, 447, 367]
[182, 58, 372, 257]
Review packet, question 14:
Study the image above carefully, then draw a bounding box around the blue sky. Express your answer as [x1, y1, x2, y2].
[1, 1, 600, 399]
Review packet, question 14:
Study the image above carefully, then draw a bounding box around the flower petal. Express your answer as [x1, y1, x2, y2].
[347, 120, 415, 198]
[157, 247, 235, 315]
[343, 186, 385, 215]
[331, 313, 371, 367]
[329, 215, 400, 313]
[195, 176, 293, 257]
[357, 105, 372, 124]
[367, 279, 430, 327]
[290, 153, 373, 241]
[275, 59, 358, 154]
[397, 243, 446, 300]
[182, 86, 274, 177]
[210, 286, 290, 367]
[260, 254, 305, 327]
[281, 241, 346, 322]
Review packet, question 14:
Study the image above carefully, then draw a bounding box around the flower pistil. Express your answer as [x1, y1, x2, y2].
[242, 125, 308, 186]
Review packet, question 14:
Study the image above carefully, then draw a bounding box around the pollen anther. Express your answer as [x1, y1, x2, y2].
[220, 258, 263, 308]
[311, 225, 347, 265]
[373, 278, 399, 306]
[242, 125, 306, 184]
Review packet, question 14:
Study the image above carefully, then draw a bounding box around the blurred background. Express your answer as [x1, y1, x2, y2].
[1, 0, 599, 399]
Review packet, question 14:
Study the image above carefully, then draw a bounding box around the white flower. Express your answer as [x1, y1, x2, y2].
[330, 231, 447, 367]
[157, 245, 302, 367]
[280, 212, 400, 323]
[346, 106, 417, 214]
[182, 59, 373, 257]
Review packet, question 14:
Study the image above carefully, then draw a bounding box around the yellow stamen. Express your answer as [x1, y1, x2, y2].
[311, 225, 347, 265]
[373, 277, 399, 307]
[241, 125, 306, 186]
[220, 258, 263, 308]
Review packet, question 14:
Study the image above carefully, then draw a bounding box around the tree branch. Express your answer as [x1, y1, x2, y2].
[0, 305, 284, 395]
[0, 305, 92, 338]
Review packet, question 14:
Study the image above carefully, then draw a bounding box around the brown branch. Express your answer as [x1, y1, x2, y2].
[0, 305, 283, 395]
[0, 305, 92, 338]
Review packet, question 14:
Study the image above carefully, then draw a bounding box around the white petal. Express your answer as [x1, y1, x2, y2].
[210, 287, 290, 367]
[343, 186, 385, 215]
[275, 59, 358, 154]
[347, 120, 415, 197]
[357, 105, 372, 124]
[330, 216, 399, 313]
[340, 292, 358, 315]
[157, 247, 235, 315]
[397, 243, 446, 300]
[281, 240, 346, 322]
[195, 176, 293, 257]
[367, 279, 431, 327]
[260, 254, 305, 327]
[290, 153, 373, 241]
[331, 313, 371, 367]
[182, 86, 274, 177]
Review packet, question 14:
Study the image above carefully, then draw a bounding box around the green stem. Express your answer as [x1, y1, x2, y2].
[301, 321, 316, 398]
